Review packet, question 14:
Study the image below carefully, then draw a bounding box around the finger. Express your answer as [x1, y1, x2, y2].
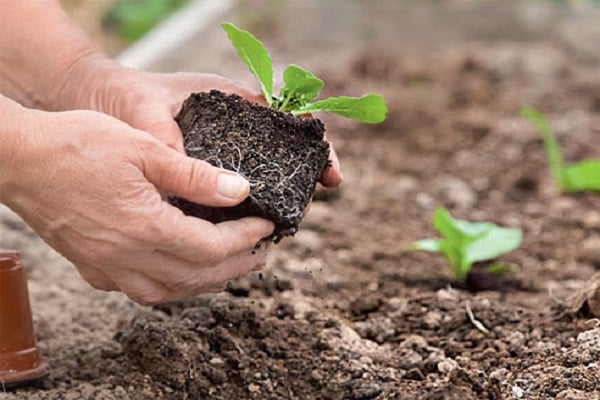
[77, 264, 119, 291]
[150, 247, 268, 293]
[320, 144, 343, 187]
[142, 144, 251, 207]
[110, 269, 174, 306]
[165, 72, 264, 106]
[158, 285, 224, 303]
[137, 112, 185, 153]
[155, 203, 274, 264]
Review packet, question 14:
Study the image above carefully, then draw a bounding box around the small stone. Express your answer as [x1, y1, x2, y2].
[248, 383, 260, 393]
[582, 212, 600, 230]
[549, 197, 578, 213]
[397, 349, 423, 370]
[350, 295, 383, 316]
[423, 311, 443, 330]
[384, 176, 418, 200]
[416, 192, 434, 209]
[209, 357, 225, 366]
[488, 368, 509, 384]
[348, 381, 382, 400]
[433, 175, 477, 209]
[505, 331, 526, 353]
[399, 335, 429, 351]
[293, 229, 322, 253]
[437, 287, 461, 303]
[404, 367, 425, 381]
[556, 389, 589, 400]
[437, 358, 458, 374]
[580, 236, 600, 264]
[512, 385, 525, 399]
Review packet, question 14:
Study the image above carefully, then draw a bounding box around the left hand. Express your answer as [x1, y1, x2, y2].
[60, 60, 342, 187]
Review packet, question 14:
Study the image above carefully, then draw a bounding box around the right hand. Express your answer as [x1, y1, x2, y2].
[54, 59, 344, 188]
[0, 106, 273, 305]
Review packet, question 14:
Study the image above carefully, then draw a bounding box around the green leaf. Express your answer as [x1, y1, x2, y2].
[434, 208, 493, 239]
[439, 240, 466, 279]
[222, 22, 273, 105]
[562, 161, 600, 192]
[103, 0, 188, 42]
[521, 106, 600, 193]
[520, 106, 565, 189]
[487, 262, 519, 274]
[221, 23, 386, 123]
[432, 208, 474, 278]
[432, 208, 464, 240]
[293, 94, 388, 124]
[464, 226, 522, 265]
[410, 208, 523, 280]
[408, 238, 443, 253]
[275, 65, 324, 112]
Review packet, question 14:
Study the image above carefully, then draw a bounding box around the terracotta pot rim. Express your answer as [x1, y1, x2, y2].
[0, 250, 49, 387]
[0, 361, 48, 387]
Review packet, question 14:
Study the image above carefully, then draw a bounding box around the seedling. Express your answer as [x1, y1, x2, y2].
[409, 208, 522, 280]
[521, 106, 600, 192]
[222, 22, 387, 123]
[103, 0, 188, 42]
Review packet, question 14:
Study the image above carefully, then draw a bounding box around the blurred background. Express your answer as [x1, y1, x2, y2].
[62, 0, 600, 64]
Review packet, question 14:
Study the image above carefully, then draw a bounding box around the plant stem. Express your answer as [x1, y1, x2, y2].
[521, 107, 565, 190]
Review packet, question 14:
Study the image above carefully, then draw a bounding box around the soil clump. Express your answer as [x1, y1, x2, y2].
[170, 90, 330, 240]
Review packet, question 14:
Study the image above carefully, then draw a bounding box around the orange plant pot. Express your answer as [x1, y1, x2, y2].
[0, 250, 48, 387]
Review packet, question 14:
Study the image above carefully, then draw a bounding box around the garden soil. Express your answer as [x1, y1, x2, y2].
[2, 20, 600, 400]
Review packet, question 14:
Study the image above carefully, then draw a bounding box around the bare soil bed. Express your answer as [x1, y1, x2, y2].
[3, 26, 600, 400]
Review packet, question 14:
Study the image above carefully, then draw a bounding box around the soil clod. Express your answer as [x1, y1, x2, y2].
[170, 90, 330, 240]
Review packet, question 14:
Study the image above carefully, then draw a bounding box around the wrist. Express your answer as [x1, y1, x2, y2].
[52, 51, 123, 112]
[0, 96, 37, 204]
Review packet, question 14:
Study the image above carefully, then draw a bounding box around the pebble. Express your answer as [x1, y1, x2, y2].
[505, 331, 526, 353]
[437, 358, 458, 374]
[348, 381, 382, 400]
[512, 385, 525, 399]
[415, 192, 435, 209]
[384, 176, 418, 200]
[579, 236, 600, 264]
[248, 383, 260, 393]
[293, 229, 322, 253]
[423, 311, 442, 330]
[399, 335, 429, 351]
[488, 368, 509, 384]
[397, 349, 423, 370]
[437, 287, 461, 303]
[556, 389, 589, 400]
[209, 357, 225, 366]
[433, 175, 477, 209]
[582, 212, 600, 230]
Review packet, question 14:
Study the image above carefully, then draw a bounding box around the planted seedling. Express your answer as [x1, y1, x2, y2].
[169, 23, 387, 241]
[521, 106, 600, 192]
[409, 208, 522, 283]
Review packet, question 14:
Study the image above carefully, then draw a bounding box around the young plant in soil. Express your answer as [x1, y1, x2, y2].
[521, 106, 600, 192]
[169, 23, 387, 241]
[409, 208, 522, 289]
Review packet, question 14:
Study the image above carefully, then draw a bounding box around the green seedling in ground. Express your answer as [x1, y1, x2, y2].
[521, 106, 600, 192]
[222, 22, 387, 123]
[103, 0, 189, 42]
[409, 208, 522, 280]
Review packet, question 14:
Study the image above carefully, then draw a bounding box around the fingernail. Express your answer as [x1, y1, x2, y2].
[217, 172, 249, 199]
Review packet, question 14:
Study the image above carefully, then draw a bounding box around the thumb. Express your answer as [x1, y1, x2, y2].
[142, 144, 250, 207]
[129, 103, 186, 153]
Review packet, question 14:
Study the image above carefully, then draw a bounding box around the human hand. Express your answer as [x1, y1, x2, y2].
[0, 103, 273, 305]
[58, 60, 343, 187]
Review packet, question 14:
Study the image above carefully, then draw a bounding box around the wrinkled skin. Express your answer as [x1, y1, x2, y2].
[0, 0, 342, 305]
[0, 99, 274, 305]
